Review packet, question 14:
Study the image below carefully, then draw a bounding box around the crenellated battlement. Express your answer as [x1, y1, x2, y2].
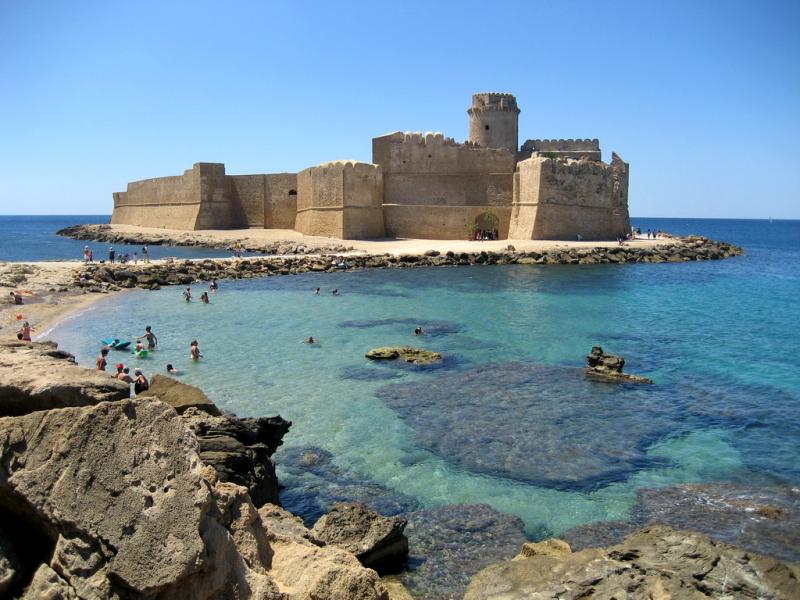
[521, 139, 600, 152]
[468, 93, 520, 114]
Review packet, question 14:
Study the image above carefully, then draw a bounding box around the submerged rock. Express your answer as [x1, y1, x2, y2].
[464, 525, 799, 599]
[366, 346, 443, 365]
[311, 502, 409, 574]
[398, 503, 527, 600]
[376, 362, 675, 490]
[181, 407, 291, 507]
[586, 346, 653, 383]
[0, 341, 130, 417]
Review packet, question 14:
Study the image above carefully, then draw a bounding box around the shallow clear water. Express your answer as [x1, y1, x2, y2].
[0, 215, 235, 261]
[47, 218, 800, 541]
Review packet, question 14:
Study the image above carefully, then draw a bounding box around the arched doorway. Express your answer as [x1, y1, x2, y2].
[470, 211, 500, 240]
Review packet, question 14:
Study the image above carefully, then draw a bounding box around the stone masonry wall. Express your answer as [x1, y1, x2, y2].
[373, 132, 515, 239]
[519, 139, 602, 161]
[230, 173, 297, 229]
[111, 166, 204, 229]
[295, 161, 384, 239]
[508, 156, 631, 240]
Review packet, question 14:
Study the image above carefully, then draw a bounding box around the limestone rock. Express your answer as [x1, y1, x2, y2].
[0, 341, 130, 417]
[259, 504, 390, 600]
[311, 502, 409, 573]
[21, 564, 78, 600]
[0, 526, 20, 597]
[140, 373, 221, 415]
[585, 345, 653, 384]
[464, 525, 799, 599]
[513, 538, 571, 560]
[181, 406, 291, 506]
[366, 346, 442, 365]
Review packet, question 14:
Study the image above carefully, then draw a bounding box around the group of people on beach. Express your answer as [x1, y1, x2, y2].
[82, 245, 150, 264]
[473, 229, 499, 241]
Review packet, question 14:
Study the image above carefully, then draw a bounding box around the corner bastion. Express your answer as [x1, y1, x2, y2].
[109, 93, 631, 241]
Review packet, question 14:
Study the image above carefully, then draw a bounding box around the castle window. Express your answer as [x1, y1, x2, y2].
[288, 189, 297, 196]
[485, 125, 490, 130]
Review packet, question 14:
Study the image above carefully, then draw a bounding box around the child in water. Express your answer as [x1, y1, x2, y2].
[183, 287, 192, 302]
[166, 363, 182, 375]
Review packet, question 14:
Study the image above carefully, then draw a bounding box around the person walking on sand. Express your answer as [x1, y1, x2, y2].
[190, 340, 203, 361]
[142, 245, 150, 263]
[183, 287, 192, 302]
[137, 325, 158, 350]
[109, 247, 115, 264]
[133, 368, 149, 395]
[96, 348, 109, 371]
[83, 246, 90, 262]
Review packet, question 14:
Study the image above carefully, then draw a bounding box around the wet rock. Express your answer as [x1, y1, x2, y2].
[311, 502, 409, 574]
[181, 407, 291, 507]
[366, 346, 442, 365]
[398, 504, 527, 600]
[464, 525, 799, 599]
[586, 346, 653, 383]
[0, 341, 130, 417]
[140, 374, 221, 415]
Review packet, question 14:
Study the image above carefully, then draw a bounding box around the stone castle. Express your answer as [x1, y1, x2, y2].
[111, 93, 631, 240]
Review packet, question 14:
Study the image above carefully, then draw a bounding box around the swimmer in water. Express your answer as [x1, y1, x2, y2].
[414, 327, 424, 335]
[166, 363, 182, 375]
[331, 289, 339, 296]
[200, 291, 210, 304]
[190, 340, 203, 361]
[314, 287, 320, 295]
[306, 336, 316, 344]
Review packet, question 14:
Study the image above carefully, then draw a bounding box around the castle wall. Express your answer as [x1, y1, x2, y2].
[295, 161, 384, 239]
[230, 173, 297, 229]
[384, 205, 511, 240]
[519, 139, 602, 161]
[467, 93, 520, 152]
[373, 132, 515, 239]
[508, 156, 630, 240]
[111, 168, 204, 230]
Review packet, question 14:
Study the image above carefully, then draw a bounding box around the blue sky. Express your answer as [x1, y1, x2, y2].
[0, 1, 798, 218]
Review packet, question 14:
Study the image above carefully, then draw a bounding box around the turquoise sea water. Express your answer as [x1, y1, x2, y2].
[46, 219, 799, 543]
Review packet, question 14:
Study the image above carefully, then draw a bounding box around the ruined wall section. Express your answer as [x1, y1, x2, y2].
[294, 161, 384, 239]
[230, 173, 297, 229]
[373, 132, 515, 239]
[519, 139, 601, 161]
[509, 155, 631, 240]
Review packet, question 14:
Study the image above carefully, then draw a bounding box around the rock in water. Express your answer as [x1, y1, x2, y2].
[311, 502, 409, 573]
[464, 525, 799, 599]
[0, 341, 130, 417]
[585, 345, 653, 383]
[365, 346, 442, 365]
[140, 374, 221, 415]
[181, 407, 291, 507]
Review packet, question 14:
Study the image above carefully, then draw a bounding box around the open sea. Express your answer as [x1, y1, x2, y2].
[31, 217, 800, 597]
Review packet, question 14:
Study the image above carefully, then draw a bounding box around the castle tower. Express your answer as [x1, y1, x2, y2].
[467, 93, 520, 153]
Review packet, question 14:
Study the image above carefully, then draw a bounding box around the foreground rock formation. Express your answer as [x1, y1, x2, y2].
[366, 346, 443, 365]
[464, 525, 799, 599]
[0, 340, 130, 417]
[311, 502, 409, 574]
[585, 346, 653, 383]
[0, 398, 389, 599]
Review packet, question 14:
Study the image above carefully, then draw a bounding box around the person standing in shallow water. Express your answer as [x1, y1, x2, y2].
[137, 325, 158, 350]
[190, 340, 202, 360]
[183, 287, 192, 302]
[96, 348, 109, 371]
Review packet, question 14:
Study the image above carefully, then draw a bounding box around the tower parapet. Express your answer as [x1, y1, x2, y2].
[467, 93, 520, 153]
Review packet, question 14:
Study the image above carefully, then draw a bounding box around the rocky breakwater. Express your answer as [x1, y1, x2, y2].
[0, 342, 392, 599]
[68, 236, 743, 293]
[57, 223, 353, 255]
[464, 525, 799, 599]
